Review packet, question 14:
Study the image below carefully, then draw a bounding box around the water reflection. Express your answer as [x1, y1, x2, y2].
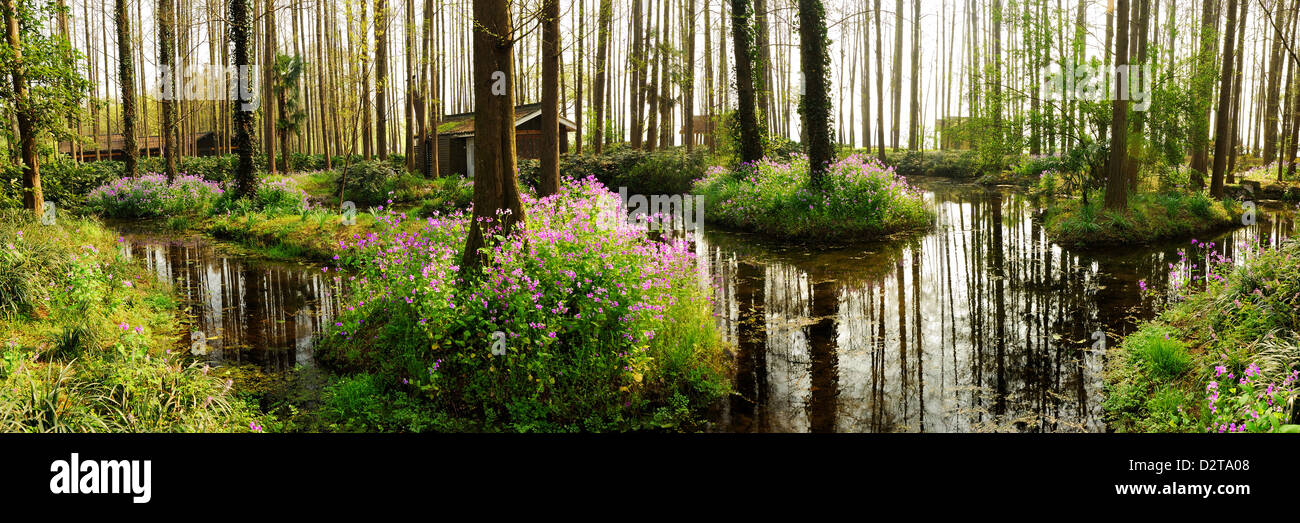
[702, 179, 1297, 432]
[116, 232, 341, 373]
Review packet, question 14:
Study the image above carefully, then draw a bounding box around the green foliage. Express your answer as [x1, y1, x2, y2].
[0, 0, 89, 144]
[334, 160, 403, 205]
[412, 175, 474, 216]
[882, 150, 983, 179]
[1107, 239, 1300, 432]
[520, 147, 710, 195]
[693, 153, 934, 240]
[0, 211, 262, 432]
[1128, 326, 1192, 381]
[1042, 190, 1239, 247]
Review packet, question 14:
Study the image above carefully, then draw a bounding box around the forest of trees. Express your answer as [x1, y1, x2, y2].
[5, 0, 1300, 215]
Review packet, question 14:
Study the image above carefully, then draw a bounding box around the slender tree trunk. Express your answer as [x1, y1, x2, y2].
[159, 0, 179, 180]
[232, 0, 256, 197]
[908, 0, 919, 150]
[1105, 0, 1131, 211]
[1190, 0, 1220, 185]
[593, 0, 612, 153]
[4, 0, 41, 217]
[685, 0, 696, 152]
[539, 0, 560, 196]
[116, 0, 138, 177]
[1263, 0, 1289, 162]
[1211, 0, 1240, 198]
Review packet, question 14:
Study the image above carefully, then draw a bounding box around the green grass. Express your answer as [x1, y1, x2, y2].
[1043, 190, 1241, 247]
[1104, 239, 1300, 433]
[0, 210, 264, 432]
[693, 153, 935, 241]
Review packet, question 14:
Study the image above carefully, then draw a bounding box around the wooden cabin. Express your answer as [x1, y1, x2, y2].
[59, 132, 227, 162]
[435, 103, 577, 177]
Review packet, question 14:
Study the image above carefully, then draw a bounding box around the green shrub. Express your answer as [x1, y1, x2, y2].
[86, 173, 227, 218]
[693, 153, 934, 240]
[0, 212, 263, 432]
[334, 160, 402, 205]
[317, 177, 730, 431]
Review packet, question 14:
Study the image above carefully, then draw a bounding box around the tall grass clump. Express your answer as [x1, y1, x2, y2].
[316, 176, 730, 432]
[693, 153, 933, 240]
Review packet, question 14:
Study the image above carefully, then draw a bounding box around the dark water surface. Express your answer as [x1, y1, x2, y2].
[111, 225, 342, 374]
[108, 180, 1297, 432]
[699, 178, 1297, 432]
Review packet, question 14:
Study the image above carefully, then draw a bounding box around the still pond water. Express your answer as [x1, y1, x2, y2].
[113, 178, 1298, 432]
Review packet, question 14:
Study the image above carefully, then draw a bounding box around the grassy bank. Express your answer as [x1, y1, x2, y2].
[0, 210, 265, 432]
[1042, 190, 1242, 248]
[1104, 238, 1300, 433]
[693, 154, 934, 241]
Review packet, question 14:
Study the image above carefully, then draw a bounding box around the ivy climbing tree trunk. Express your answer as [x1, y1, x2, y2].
[231, 0, 257, 198]
[731, 0, 763, 164]
[798, 0, 833, 185]
[159, 0, 179, 181]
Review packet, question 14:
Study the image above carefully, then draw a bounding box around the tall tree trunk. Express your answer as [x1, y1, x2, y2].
[593, 0, 612, 153]
[539, 0, 560, 196]
[1105, 0, 1131, 211]
[874, 0, 885, 160]
[1226, 0, 1248, 178]
[890, 0, 901, 150]
[907, 0, 919, 150]
[116, 0, 138, 177]
[658, 0, 672, 149]
[160, 0, 179, 180]
[4, 0, 41, 216]
[375, 0, 388, 160]
[1263, 0, 1289, 163]
[232, 0, 256, 198]
[799, 0, 833, 184]
[685, 0, 696, 152]
[462, 0, 525, 271]
[1190, 0, 1220, 186]
[731, 0, 763, 163]
[631, 0, 644, 150]
[1211, 0, 1240, 198]
[754, 0, 770, 130]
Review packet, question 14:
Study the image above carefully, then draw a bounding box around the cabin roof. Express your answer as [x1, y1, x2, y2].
[440, 103, 577, 138]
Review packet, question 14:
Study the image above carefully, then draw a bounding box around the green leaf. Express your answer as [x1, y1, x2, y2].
[1277, 425, 1300, 433]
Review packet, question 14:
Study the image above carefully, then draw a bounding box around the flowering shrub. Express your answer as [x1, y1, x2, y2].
[1108, 238, 1300, 432]
[86, 173, 225, 218]
[693, 154, 933, 240]
[317, 176, 729, 431]
[1205, 364, 1299, 433]
[251, 176, 310, 214]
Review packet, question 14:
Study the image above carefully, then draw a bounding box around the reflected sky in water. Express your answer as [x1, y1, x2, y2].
[116, 233, 341, 373]
[700, 179, 1297, 432]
